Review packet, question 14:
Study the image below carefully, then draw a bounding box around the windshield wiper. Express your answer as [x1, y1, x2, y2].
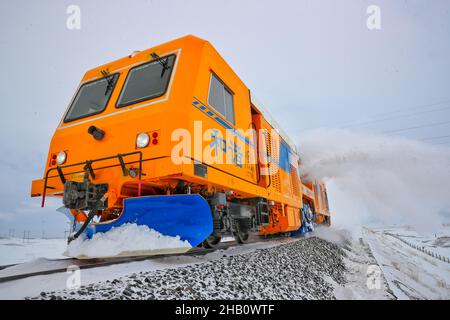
[151, 52, 170, 77]
[100, 70, 115, 95]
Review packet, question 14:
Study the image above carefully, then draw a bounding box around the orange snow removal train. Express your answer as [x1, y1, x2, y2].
[31, 35, 330, 256]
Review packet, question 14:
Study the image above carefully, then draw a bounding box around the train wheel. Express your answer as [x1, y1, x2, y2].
[233, 218, 250, 244]
[202, 235, 222, 248]
[233, 231, 249, 244]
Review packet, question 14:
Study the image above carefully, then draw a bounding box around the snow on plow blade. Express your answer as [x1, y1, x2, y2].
[102, 194, 213, 246]
[71, 194, 213, 259]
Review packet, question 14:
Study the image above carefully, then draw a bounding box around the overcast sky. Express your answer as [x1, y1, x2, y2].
[0, 0, 449, 238]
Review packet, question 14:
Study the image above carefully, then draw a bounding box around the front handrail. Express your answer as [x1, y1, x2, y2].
[41, 151, 143, 207]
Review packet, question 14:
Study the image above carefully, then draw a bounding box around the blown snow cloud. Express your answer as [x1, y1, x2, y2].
[298, 129, 450, 230]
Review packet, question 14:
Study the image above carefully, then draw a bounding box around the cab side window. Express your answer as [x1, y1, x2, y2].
[208, 73, 235, 124]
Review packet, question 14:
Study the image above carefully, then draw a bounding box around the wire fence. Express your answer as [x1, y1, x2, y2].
[384, 232, 450, 264]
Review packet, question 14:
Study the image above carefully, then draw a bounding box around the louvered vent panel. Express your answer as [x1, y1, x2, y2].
[290, 165, 301, 197]
[266, 130, 281, 193]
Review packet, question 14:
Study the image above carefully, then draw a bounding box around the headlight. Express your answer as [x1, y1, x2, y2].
[56, 151, 67, 165]
[136, 132, 150, 148]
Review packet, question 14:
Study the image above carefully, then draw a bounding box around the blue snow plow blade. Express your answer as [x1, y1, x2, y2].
[87, 194, 213, 247]
[290, 224, 309, 236]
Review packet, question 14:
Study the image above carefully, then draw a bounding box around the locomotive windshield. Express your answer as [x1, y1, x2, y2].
[64, 74, 119, 122]
[117, 54, 175, 108]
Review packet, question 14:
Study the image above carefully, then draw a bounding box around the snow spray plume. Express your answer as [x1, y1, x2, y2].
[298, 129, 450, 231]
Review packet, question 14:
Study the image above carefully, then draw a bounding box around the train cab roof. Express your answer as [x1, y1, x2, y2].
[78, 35, 299, 156]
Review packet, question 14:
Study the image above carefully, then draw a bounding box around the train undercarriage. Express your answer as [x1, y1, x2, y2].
[60, 168, 327, 251]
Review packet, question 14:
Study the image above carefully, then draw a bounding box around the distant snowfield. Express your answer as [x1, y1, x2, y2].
[0, 238, 66, 265]
[374, 225, 450, 260]
[311, 224, 450, 300]
[364, 226, 450, 299]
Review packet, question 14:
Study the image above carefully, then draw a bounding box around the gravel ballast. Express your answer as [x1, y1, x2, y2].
[31, 237, 347, 300]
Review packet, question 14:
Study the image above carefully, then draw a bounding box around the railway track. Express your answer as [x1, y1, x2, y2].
[0, 234, 298, 284]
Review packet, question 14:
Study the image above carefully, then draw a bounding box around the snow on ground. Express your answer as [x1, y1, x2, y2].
[0, 237, 66, 265]
[364, 227, 450, 300]
[66, 223, 191, 258]
[0, 223, 194, 265]
[314, 224, 450, 300]
[1, 225, 449, 300]
[28, 237, 347, 300]
[0, 239, 281, 300]
[373, 225, 450, 261]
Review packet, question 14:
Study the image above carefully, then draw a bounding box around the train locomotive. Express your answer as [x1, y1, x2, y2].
[31, 35, 331, 256]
